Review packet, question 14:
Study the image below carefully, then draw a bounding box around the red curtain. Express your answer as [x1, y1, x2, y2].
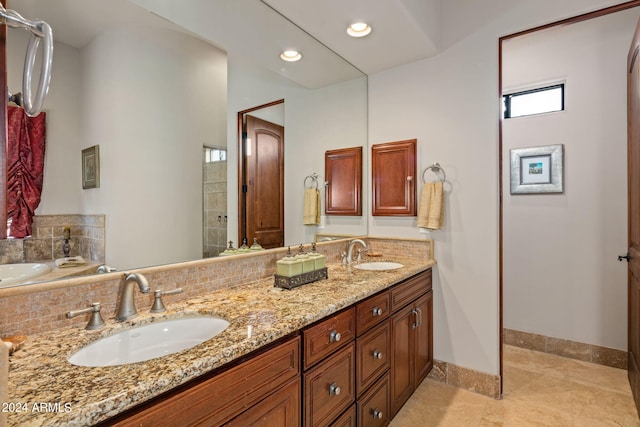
[7, 106, 46, 238]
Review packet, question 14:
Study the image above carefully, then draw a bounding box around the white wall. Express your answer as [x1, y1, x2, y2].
[79, 28, 227, 269]
[7, 31, 83, 214]
[227, 53, 368, 247]
[503, 9, 638, 351]
[368, 0, 633, 376]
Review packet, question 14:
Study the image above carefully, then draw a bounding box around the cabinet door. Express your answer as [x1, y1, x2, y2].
[224, 377, 300, 427]
[325, 146, 362, 216]
[414, 291, 433, 386]
[371, 139, 416, 216]
[390, 304, 414, 416]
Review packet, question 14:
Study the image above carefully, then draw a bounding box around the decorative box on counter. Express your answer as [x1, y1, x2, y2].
[274, 267, 328, 290]
[274, 244, 328, 290]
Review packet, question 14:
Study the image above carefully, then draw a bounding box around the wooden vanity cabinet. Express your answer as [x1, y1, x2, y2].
[390, 270, 433, 416]
[104, 268, 432, 427]
[371, 139, 417, 216]
[102, 335, 300, 427]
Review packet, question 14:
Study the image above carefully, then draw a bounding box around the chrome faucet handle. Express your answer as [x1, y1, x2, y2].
[356, 248, 368, 262]
[150, 288, 183, 313]
[96, 264, 116, 274]
[66, 302, 105, 330]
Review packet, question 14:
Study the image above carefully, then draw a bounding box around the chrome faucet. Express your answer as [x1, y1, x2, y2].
[115, 273, 150, 321]
[346, 239, 368, 265]
[96, 264, 116, 274]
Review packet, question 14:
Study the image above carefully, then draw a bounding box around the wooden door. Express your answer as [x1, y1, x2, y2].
[244, 115, 284, 249]
[325, 146, 362, 215]
[371, 139, 416, 216]
[628, 18, 640, 413]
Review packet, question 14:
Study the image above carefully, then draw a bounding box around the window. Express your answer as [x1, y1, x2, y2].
[503, 84, 564, 119]
[204, 147, 226, 163]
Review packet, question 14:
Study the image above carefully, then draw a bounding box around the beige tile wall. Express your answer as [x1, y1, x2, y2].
[503, 328, 627, 370]
[0, 214, 105, 264]
[0, 237, 432, 337]
[428, 359, 501, 398]
[203, 161, 227, 257]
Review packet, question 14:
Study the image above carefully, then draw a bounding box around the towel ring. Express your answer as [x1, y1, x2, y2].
[304, 173, 319, 189]
[421, 162, 446, 183]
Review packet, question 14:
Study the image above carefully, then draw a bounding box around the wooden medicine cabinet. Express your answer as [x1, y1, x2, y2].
[372, 139, 417, 216]
[324, 146, 362, 216]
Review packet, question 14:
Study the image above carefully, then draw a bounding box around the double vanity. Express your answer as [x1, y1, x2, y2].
[4, 241, 434, 426]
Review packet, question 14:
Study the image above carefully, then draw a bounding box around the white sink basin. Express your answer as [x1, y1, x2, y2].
[354, 262, 404, 271]
[68, 316, 229, 367]
[0, 263, 51, 288]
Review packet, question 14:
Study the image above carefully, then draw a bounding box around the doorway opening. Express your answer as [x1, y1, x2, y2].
[498, 1, 640, 398]
[237, 100, 285, 249]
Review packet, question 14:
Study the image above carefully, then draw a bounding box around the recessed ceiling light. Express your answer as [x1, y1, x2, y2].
[347, 22, 371, 38]
[280, 50, 302, 62]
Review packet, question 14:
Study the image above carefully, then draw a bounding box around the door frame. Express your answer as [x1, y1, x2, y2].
[237, 99, 284, 246]
[497, 0, 640, 396]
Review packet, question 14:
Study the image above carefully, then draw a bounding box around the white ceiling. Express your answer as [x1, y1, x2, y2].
[7, 0, 442, 87]
[262, 0, 441, 75]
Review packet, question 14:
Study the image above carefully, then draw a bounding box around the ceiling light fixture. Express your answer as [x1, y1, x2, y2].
[347, 22, 371, 38]
[280, 50, 302, 62]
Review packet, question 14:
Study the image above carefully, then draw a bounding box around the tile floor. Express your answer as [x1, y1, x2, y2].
[390, 345, 639, 426]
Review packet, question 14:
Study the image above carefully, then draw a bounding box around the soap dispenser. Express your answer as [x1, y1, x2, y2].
[219, 241, 238, 257]
[296, 244, 314, 273]
[276, 247, 303, 277]
[250, 237, 264, 251]
[308, 242, 326, 270]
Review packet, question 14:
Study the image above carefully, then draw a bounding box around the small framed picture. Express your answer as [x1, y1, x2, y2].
[82, 145, 100, 189]
[510, 144, 563, 194]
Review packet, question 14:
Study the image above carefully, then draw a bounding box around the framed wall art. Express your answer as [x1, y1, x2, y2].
[82, 145, 100, 189]
[510, 144, 563, 194]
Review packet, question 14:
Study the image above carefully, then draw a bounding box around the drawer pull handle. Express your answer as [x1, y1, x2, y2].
[372, 409, 383, 419]
[372, 307, 383, 316]
[329, 382, 341, 396]
[373, 350, 383, 360]
[329, 330, 341, 343]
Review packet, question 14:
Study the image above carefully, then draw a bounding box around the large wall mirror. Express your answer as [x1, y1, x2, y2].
[1, 0, 368, 287]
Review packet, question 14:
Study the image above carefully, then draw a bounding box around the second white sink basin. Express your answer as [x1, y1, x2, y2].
[68, 316, 229, 367]
[354, 261, 404, 271]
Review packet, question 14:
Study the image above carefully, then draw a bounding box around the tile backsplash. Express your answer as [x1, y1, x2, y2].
[0, 214, 105, 264]
[0, 237, 433, 337]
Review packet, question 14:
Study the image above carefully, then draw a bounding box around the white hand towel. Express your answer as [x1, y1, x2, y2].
[417, 182, 444, 230]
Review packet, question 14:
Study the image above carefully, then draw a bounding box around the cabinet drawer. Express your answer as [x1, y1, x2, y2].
[332, 404, 357, 427]
[357, 373, 390, 427]
[223, 377, 300, 427]
[108, 336, 300, 426]
[304, 342, 356, 427]
[304, 307, 356, 369]
[390, 269, 432, 313]
[356, 291, 390, 336]
[356, 319, 390, 396]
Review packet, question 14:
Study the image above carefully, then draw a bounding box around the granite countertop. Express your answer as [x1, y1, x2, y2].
[6, 258, 434, 427]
